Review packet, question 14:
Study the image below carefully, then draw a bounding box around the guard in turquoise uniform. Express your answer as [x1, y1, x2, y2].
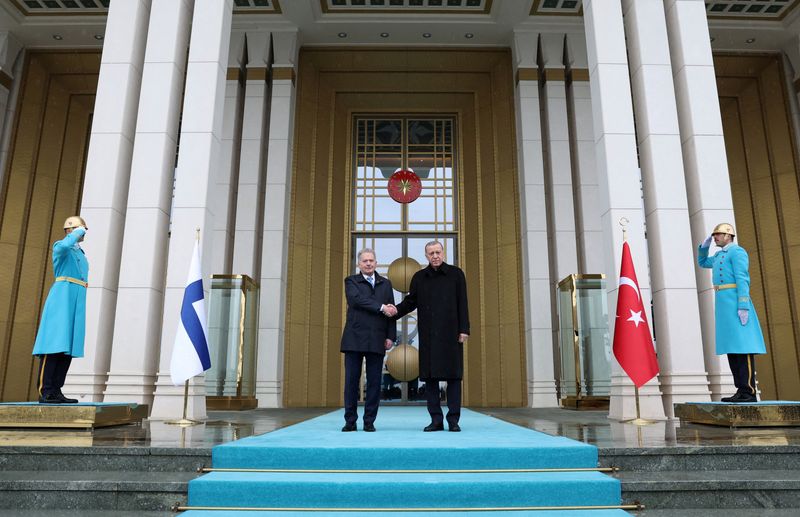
[697, 223, 766, 403]
[32, 216, 89, 404]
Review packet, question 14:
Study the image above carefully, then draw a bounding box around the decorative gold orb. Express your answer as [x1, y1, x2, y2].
[385, 344, 419, 381]
[387, 256, 422, 293]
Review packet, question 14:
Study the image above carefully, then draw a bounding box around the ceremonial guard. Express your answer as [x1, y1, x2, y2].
[32, 216, 89, 404]
[698, 223, 766, 402]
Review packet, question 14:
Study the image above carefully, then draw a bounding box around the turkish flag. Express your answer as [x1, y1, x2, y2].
[612, 241, 659, 388]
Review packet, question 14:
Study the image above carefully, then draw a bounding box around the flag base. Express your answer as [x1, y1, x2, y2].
[620, 417, 658, 426]
[163, 380, 201, 426]
[164, 417, 202, 427]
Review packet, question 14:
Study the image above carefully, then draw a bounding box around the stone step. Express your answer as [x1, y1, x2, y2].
[618, 469, 800, 509]
[599, 446, 800, 472]
[0, 471, 198, 511]
[0, 446, 211, 472]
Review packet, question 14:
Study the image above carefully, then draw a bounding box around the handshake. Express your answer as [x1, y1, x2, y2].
[381, 304, 398, 317]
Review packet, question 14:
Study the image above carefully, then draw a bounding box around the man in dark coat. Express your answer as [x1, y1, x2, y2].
[340, 248, 396, 432]
[393, 241, 470, 432]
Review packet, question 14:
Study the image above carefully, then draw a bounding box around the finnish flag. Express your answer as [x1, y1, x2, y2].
[170, 239, 211, 385]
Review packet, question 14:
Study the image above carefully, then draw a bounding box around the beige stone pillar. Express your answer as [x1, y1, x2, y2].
[64, 0, 151, 401]
[584, 0, 665, 420]
[150, 0, 234, 419]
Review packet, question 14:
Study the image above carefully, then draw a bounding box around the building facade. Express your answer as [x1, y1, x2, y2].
[1, 0, 799, 420]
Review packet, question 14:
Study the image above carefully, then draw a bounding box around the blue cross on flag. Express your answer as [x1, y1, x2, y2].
[170, 239, 211, 385]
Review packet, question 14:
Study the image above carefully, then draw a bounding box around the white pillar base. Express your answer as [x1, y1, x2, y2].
[657, 371, 711, 417]
[608, 375, 667, 421]
[707, 368, 737, 400]
[528, 380, 558, 408]
[102, 373, 157, 405]
[149, 374, 208, 420]
[62, 373, 108, 403]
[256, 381, 283, 408]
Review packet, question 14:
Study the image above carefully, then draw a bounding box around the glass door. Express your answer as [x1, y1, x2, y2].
[351, 116, 458, 403]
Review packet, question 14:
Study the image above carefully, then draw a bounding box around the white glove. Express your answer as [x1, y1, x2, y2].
[702, 235, 712, 248]
[738, 309, 749, 326]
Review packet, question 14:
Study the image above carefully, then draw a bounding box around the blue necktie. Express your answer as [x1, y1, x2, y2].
[368, 276, 374, 288]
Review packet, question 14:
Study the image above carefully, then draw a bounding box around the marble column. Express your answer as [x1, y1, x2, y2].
[150, 0, 234, 419]
[205, 32, 245, 397]
[623, 0, 710, 416]
[539, 33, 580, 384]
[64, 0, 151, 401]
[103, 0, 193, 406]
[256, 30, 297, 407]
[565, 33, 604, 275]
[210, 31, 246, 276]
[232, 31, 273, 279]
[0, 32, 23, 191]
[583, 0, 665, 420]
[513, 31, 558, 407]
[664, 0, 736, 398]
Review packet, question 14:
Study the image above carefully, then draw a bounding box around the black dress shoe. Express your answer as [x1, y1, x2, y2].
[423, 423, 444, 432]
[449, 423, 461, 432]
[730, 392, 757, 403]
[722, 392, 757, 403]
[38, 393, 63, 404]
[363, 423, 376, 432]
[342, 423, 357, 432]
[57, 391, 78, 403]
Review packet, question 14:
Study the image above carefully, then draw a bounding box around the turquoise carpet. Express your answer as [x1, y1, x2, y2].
[181, 407, 628, 515]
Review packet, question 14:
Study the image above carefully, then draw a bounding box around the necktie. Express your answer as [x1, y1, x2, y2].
[368, 276, 374, 288]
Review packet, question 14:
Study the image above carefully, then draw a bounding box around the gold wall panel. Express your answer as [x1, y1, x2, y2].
[716, 54, 800, 400]
[285, 49, 526, 408]
[0, 51, 98, 402]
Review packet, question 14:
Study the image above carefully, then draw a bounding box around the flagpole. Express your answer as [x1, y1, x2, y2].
[166, 380, 201, 426]
[166, 228, 203, 427]
[618, 217, 656, 426]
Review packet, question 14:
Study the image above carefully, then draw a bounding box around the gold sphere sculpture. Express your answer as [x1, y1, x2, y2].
[385, 344, 419, 382]
[387, 256, 422, 293]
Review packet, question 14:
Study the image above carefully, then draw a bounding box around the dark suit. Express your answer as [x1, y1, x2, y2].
[395, 262, 470, 426]
[341, 272, 397, 426]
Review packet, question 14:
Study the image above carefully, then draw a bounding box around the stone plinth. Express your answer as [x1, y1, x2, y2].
[0, 402, 148, 429]
[675, 401, 800, 427]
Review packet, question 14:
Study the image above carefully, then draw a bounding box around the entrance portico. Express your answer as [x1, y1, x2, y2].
[1, 0, 799, 420]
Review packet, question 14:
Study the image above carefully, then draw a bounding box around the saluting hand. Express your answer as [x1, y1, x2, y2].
[701, 235, 712, 248]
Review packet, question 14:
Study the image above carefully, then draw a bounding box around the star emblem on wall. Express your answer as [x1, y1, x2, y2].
[387, 169, 422, 204]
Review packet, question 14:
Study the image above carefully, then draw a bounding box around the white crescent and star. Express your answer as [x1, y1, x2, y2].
[618, 276, 640, 301]
[626, 309, 645, 327]
[617, 276, 644, 327]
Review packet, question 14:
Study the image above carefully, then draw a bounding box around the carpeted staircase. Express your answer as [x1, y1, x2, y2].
[179, 407, 631, 516]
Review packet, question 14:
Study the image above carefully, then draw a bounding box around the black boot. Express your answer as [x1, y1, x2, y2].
[57, 390, 78, 403]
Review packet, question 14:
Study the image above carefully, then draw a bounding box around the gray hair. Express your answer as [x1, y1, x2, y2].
[357, 247, 376, 261]
[424, 241, 443, 252]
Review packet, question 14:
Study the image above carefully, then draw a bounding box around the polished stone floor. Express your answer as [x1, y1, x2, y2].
[1, 406, 799, 449]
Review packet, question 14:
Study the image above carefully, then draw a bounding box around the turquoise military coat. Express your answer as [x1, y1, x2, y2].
[32, 227, 88, 357]
[698, 242, 766, 355]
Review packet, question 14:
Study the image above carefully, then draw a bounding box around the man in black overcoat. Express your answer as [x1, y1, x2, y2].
[340, 248, 396, 432]
[393, 241, 470, 432]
